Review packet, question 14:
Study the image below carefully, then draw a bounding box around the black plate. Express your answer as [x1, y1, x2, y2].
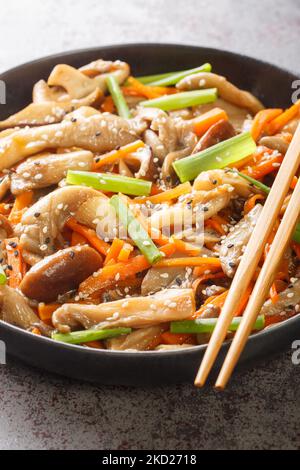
[0, 43, 299, 386]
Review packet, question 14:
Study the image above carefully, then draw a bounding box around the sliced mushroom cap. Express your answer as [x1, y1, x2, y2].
[106, 325, 166, 351]
[0, 108, 147, 171]
[193, 169, 258, 198]
[79, 59, 130, 85]
[192, 119, 236, 154]
[52, 288, 196, 332]
[19, 185, 100, 256]
[0, 88, 102, 130]
[0, 285, 45, 330]
[261, 279, 300, 317]
[177, 72, 264, 114]
[259, 134, 290, 154]
[33, 79, 67, 103]
[20, 245, 103, 303]
[219, 204, 263, 277]
[11, 149, 94, 195]
[141, 266, 192, 295]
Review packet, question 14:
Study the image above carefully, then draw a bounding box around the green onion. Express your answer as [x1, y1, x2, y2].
[235, 171, 271, 194]
[66, 170, 152, 197]
[106, 75, 131, 119]
[140, 88, 217, 112]
[110, 194, 162, 264]
[52, 327, 132, 345]
[173, 132, 257, 182]
[171, 315, 265, 334]
[0, 265, 7, 285]
[237, 171, 300, 243]
[138, 63, 212, 87]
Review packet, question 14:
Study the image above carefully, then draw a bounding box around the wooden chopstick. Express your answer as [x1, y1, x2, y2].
[216, 148, 300, 388]
[195, 123, 300, 388]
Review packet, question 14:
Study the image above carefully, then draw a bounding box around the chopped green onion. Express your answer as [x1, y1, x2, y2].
[0, 265, 7, 285]
[173, 132, 257, 182]
[237, 171, 300, 243]
[171, 315, 265, 334]
[138, 63, 212, 87]
[140, 88, 217, 112]
[52, 327, 132, 345]
[110, 194, 162, 264]
[106, 75, 131, 119]
[66, 170, 152, 197]
[235, 171, 271, 194]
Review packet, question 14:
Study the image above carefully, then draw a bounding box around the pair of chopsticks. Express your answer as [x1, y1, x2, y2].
[195, 123, 300, 389]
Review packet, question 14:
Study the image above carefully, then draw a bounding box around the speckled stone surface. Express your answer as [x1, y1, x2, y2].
[0, 0, 300, 450]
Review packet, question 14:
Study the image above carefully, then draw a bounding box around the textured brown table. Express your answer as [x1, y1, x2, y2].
[0, 0, 299, 450]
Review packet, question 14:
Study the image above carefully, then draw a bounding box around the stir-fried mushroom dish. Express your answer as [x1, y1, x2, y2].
[0, 58, 299, 351]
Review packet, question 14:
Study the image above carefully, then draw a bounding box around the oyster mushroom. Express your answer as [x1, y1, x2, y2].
[219, 204, 263, 277]
[18, 185, 101, 257]
[259, 134, 290, 154]
[193, 169, 259, 198]
[20, 245, 103, 303]
[0, 88, 102, 129]
[48, 60, 130, 99]
[141, 266, 193, 295]
[192, 119, 236, 154]
[52, 288, 196, 333]
[0, 107, 147, 170]
[10, 149, 94, 195]
[106, 325, 166, 351]
[261, 279, 300, 317]
[177, 72, 264, 114]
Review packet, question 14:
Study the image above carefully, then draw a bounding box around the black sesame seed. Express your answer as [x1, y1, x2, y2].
[71, 117, 77, 123]
[7, 265, 13, 271]
[0, 258, 3, 263]
[95, 131, 101, 137]
[8, 241, 17, 248]
[166, 176, 171, 182]
[115, 145, 121, 151]
[227, 243, 234, 249]
[202, 206, 209, 212]
[229, 262, 236, 268]
[69, 251, 75, 259]
[175, 277, 182, 286]
[34, 212, 41, 218]
[95, 157, 100, 163]
[45, 237, 51, 244]
[212, 180, 218, 185]
[14, 250, 19, 257]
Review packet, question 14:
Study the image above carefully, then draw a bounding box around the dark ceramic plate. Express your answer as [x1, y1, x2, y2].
[0, 44, 299, 386]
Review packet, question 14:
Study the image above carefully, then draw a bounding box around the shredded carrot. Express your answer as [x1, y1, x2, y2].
[170, 237, 201, 256]
[126, 77, 177, 99]
[134, 182, 192, 205]
[8, 191, 34, 224]
[267, 100, 300, 135]
[251, 108, 283, 141]
[4, 237, 25, 288]
[161, 331, 196, 346]
[31, 327, 42, 336]
[234, 283, 253, 317]
[101, 96, 115, 113]
[71, 231, 87, 246]
[244, 194, 266, 214]
[194, 290, 229, 318]
[104, 238, 125, 265]
[0, 203, 11, 216]
[83, 341, 103, 349]
[193, 108, 228, 137]
[205, 215, 227, 235]
[242, 152, 283, 179]
[66, 218, 109, 256]
[38, 303, 60, 323]
[193, 264, 223, 277]
[149, 184, 163, 196]
[290, 176, 298, 190]
[193, 271, 226, 284]
[117, 243, 134, 262]
[155, 257, 222, 269]
[93, 140, 145, 170]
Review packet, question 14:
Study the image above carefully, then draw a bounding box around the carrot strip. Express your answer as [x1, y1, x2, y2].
[244, 194, 265, 214]
[31, 327, 42, 336]
[267, 100, 300, 135]
[126, 77, 177, 99]
[251, 108, 283, 141]
[161, 331, 196, 345]
[133, 182, 192, 205]
[0, 203, 11, 216]
[66, 218, 109, 256]
[4, 237, 25, 288]
[118, 243, 134, 262]
[71, 231, 87, 246]
[193, 271, 226, 284]
[170, 237, 201, 256]
[193, 108, 228, 137]
[8, 191, 34, 224]
[38, 303, 60, 323]
[104, 238, 125, 265]
[194, 290, 229, 318]
[83, 341, 103, 349]
[155, 257, 221, 269]
[93, 140, 145, 170]
[242, 153, 283, 179]
[269, 283, 279, 304]
[101, 95, 115, 113]
[205, 215, 227, 235]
